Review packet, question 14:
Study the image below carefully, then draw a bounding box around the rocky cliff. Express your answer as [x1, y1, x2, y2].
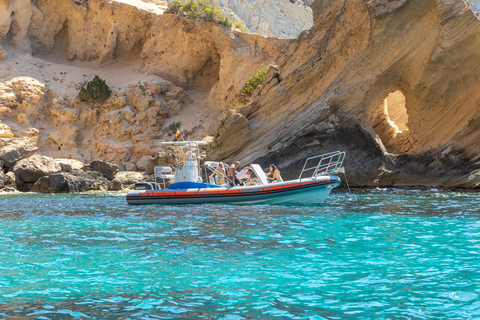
[211, 0, 313, 38]
[0, 0, 284, 170]
[210, 0, 480, 189]
[161, 0, 313, 38]
[2, 0, 480, 191]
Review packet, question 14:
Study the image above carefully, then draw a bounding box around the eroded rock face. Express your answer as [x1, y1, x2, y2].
[0, 0, 284, 170]
[210, 0, 480, 189]
[32, 170, 109, 193]
[110, 171, 152, 190]
[208, 111, 249, 160]
[12, 154, 62, 183]
[90, 160, 119, 180]
[162, 0, 313, 38]
[0, 137, 38, 167]
[146, 147, 182, 174]
[55, 158, 85, 172]
[141, 15, 285, 111]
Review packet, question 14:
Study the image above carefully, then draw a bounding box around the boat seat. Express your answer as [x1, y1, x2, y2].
[250, 164, 269, 185]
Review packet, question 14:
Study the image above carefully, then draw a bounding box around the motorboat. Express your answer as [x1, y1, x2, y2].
[126, 141, 346, 205]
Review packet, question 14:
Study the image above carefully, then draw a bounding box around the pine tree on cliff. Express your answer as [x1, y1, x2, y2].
[79, 75, 112, 104]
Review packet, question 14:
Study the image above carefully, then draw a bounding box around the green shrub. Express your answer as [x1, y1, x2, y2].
[231, 103, 243, 111]
[220, 17, 232, 27]
[165, 0, 184, 14]
[233, 21, 246, 33]
[79, 75, 112, 104]
[241, 66, 270, 98]
[166, 0, 230, 26]
[163, 121, 182, 136]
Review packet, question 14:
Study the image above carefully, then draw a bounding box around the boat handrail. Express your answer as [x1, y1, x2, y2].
[298, 151, 346, 181]
[154, 166, 175, 189]
[203, 162, 233, 187]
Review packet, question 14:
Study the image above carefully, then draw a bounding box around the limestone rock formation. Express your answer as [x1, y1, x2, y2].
[12, 154, 62, 183]
[0, 137, 38, 167]
[90, 160, 119, 180]
[111, 171, 152, 190]
[32, 170, 109, 193]
[0, 171, 16, 191]
[210, 0, 313, 38]
[210, 0, 480, 189]
[31, 170, 151, 192]
[145, 147, 183, 174]
[55, 158, 85, 172]
[1, 0, 478, 191]
[0, 0, 284, 170]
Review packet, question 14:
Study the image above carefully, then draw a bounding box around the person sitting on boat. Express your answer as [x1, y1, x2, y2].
[236, 167, 254, 185]
[209, 162, 226, 185]
[267, 164, 283, 183]
[227, 161, 242, 186]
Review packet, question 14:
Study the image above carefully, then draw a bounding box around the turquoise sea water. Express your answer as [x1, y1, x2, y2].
[0, 190, 479, 319]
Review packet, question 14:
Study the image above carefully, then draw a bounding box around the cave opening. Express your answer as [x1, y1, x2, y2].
[385, 90, 409, 133]
[52, 19, 69, 57]
[369, 90, 412, 154]
[188, 57, 220, 90]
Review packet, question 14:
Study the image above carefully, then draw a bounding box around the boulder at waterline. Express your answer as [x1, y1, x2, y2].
[12, 155, 62, 183]
[109, 171, 152, 191]
[0, 171, 15, 190]
[55, 159, 85, 172]
[90, 160, 119, 180]
[0, 137, 38, 167]
[32, 170, 109, 193]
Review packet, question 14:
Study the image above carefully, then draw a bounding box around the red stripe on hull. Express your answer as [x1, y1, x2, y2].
[127, 179, 338, 201]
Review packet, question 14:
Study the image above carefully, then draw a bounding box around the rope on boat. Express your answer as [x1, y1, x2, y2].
[338, 167, 351, 193]
[343, 171, 351, 193]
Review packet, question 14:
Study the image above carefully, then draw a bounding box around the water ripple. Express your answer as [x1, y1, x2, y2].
[0, 191, 479, 318]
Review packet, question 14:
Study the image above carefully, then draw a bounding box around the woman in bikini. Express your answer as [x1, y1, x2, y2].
[210, 162, 226, 184]
[266, 164, 283, 183]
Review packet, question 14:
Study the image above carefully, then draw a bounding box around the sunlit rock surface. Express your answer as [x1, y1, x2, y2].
[0, 0, 284, 169]
[210, 0, 480, 189]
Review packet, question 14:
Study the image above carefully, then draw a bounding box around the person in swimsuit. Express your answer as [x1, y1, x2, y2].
[209, 162, 226, 184]
[266, 164, 283, 183]
[227, 161, 242, 186]
[237, 167, 253, 185]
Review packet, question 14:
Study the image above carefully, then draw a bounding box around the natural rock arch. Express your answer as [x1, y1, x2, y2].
[369, 90, 412, 154]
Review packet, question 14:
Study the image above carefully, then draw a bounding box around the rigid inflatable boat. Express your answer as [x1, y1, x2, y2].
[126, 141, 346, 205]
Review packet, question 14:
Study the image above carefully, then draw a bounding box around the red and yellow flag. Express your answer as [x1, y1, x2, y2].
[175, 129, 180, 138]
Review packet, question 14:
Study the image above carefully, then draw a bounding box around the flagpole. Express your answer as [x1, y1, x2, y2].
[175, 129, 185, 141]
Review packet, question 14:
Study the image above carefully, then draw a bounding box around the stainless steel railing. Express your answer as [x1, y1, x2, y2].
[298, 151, 346, 181]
